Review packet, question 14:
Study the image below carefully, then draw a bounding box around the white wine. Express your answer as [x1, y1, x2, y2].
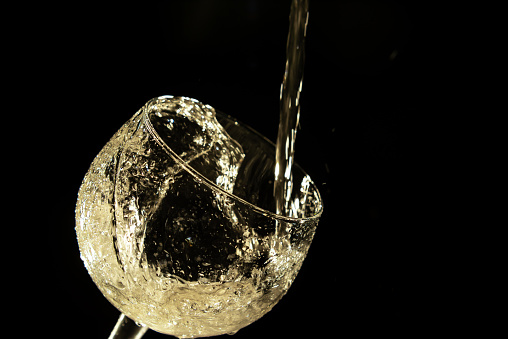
[77, 2, 320, 338]
[274, 0, 309, 218]
[76, 96, 321, 338]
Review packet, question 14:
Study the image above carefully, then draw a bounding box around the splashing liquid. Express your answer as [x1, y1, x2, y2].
[274, 0, 309, 217]
[76, 2, 319, 338]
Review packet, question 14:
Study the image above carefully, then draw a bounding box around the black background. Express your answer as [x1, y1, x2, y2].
[44, 0, 446, 337]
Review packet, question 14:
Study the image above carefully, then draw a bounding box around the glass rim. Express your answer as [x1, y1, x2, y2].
[142, 96, 323, 223]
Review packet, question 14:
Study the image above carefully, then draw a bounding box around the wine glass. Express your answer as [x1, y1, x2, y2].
[76, 95, 323, 338]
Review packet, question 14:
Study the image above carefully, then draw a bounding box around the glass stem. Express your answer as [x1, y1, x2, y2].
[109, 313, 149, 339]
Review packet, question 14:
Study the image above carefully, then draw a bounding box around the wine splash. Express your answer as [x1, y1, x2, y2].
[76, 2, 322, 338]
[76, 96, 322, 338]
[274, 0, 309, 217]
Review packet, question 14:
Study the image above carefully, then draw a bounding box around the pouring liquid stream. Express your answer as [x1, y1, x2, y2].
[274, 0, 309, 218]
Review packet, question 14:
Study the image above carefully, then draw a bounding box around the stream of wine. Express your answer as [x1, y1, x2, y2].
[274, 0, 309, 217]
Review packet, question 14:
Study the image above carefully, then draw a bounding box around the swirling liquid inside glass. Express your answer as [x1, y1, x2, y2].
[76, 97, 320, 338]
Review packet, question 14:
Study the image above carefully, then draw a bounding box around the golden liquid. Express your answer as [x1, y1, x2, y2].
[274, 0, 309, 217]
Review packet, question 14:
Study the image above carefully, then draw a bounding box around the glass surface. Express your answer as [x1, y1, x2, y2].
[109, 314, 148, 339]
[76, 95, 322, 338]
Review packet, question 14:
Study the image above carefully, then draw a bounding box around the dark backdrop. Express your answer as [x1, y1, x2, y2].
[46, 1, 442, 337]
